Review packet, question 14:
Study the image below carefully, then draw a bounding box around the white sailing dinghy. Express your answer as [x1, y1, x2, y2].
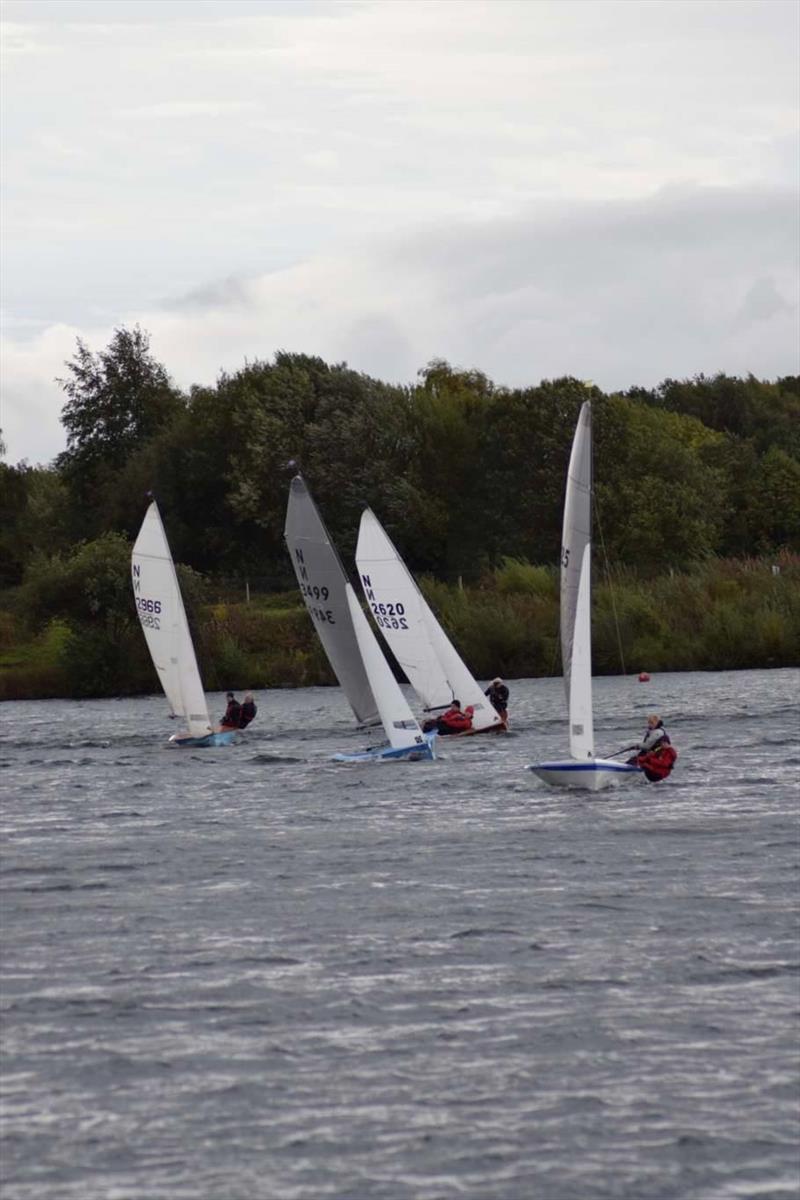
[527, 402, 640, 790]
[132, 500, 235, 748]
[332, 585, 436, 762]
[284, 475, 380, 727]
[355, 509, 505, 735]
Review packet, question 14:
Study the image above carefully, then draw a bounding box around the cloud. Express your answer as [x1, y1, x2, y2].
[3, 183, 797, 465]
[734, 277, 794, 327]
[115, 100, 260, 120]
[1, 324, 81, 466]
[2, 2, 798, 464]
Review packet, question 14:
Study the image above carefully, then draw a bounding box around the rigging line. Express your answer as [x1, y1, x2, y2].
[548, 606, 561, 680]
[594, 493, 627, 679]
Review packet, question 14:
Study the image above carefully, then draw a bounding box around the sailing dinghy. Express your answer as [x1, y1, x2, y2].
[132, 500, 235, 748]
[332, 585, 436, 762]
[284, 475, 380, 727]
[527, 402, 640, 790]
[355, 509, 505, 735]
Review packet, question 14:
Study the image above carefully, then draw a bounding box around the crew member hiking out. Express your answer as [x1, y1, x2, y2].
[625, 714, 677, 782]
[485, 678, 509, 724]
[220, 692, 241, 730]
[239, 692, 257, 729]
[436, 700, 474, 736]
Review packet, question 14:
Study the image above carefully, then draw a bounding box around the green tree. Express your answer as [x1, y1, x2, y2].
[595, 394, 728, 570]
[734, 447, 800, 554]
[56, 326, 185, 536]
[0, 460, 31, 586]
[0, 464, 73, 587]
[630, 373, 800, 457]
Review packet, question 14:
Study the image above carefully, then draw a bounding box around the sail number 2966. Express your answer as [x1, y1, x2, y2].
[136, 596, 161, 629]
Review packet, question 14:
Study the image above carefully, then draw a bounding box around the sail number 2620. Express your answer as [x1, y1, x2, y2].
[371, 601, 409, 631]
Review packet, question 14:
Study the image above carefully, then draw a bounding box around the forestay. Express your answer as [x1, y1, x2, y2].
[284, 476, 380, 726]
[355, 509, 499, 732]
[131, 501, 212, 738]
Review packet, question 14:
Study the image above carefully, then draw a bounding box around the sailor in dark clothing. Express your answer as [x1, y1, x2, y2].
[220, 692, 241, 729]
[239, 692, 257, 729]
[485, 678, 509, 722]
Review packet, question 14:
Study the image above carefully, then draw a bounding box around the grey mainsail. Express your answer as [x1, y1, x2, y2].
[284, 476, 380, 726]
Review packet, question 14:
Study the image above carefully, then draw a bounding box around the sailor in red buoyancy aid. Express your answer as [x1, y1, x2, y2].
[436, 701, 474, 736]
[627, 714, 677, 782]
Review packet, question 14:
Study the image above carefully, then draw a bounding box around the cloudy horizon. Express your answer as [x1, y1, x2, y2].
[2, 0, 798, 465]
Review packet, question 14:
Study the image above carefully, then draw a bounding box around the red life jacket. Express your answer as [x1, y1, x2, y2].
[440, 708, 473, 733]
[637, 744, 677, 782]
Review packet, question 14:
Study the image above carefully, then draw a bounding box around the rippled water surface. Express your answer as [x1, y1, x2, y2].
[1, 669, 799, 1200]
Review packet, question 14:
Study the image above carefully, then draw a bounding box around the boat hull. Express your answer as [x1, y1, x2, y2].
[169, 730, 236, 748]
[446, 719, 508, 737]
[333, 732, 436, 763]
[526, 757, 641, 791]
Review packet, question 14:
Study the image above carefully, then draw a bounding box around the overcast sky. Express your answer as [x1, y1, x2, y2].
[2, 0, 798, 465]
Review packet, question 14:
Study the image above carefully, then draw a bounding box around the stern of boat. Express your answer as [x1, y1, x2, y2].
[526, 757, 640, 791]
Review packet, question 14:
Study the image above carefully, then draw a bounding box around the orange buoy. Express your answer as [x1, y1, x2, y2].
[638, 672, 651, 682]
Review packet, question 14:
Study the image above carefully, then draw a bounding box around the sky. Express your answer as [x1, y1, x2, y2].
[1, 0, 798, 465]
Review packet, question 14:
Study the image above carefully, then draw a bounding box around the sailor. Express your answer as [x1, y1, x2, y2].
[485, 677, 509, 722]
[220, 692, 241, 729]
[239, 692, 257, 729]
[625, 714, 677, 781]
[638, 714, 670, 753]
[437, 700, 473, 736]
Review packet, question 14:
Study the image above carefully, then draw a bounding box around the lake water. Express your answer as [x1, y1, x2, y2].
[1, 669, 798, 1200]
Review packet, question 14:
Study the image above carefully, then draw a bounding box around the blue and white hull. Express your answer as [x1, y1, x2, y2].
[333, 732, 436, 763]
[527, 757, 641, 791]
[169, 730, 236, 748]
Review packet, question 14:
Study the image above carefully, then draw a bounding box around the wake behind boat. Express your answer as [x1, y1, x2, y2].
[526, 403, 640, 791]
[132, 501, 235, 748]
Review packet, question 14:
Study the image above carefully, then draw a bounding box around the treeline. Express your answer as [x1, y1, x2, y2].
[0, 544, 797, 701]
[0, 327, 798, 698]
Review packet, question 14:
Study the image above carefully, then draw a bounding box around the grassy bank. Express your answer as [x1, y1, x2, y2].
[0, 555, 798, 702]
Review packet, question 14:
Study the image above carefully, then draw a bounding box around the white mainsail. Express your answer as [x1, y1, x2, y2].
[561, 402, 594, 758]
[355, 509, 500, 732]
[344, 585, 428, 753]
[131, 501, 212, 738]
[284, 476, 380, 726]
[527, 399, 642, 789]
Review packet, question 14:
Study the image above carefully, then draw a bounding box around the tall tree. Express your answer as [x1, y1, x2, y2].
[56, 326, 184, 535]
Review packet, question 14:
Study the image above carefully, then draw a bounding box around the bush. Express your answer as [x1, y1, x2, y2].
[493, 558, 557, 599]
